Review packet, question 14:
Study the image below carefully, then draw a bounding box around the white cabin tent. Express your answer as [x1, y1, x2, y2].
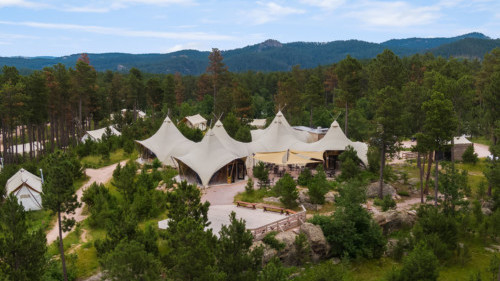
[249, 118, 267, 129]
[290, 120, 368, 168]
[6, 141, 43, 155]
[182, 114, 207, 131]
[249, 111, 313, 153]
[175, 125, 248, 187]
[120, 109, 146, 119]
[81, 126, 121, 143]
[136, 116, 195, 166]
[6, 168, 43, 211]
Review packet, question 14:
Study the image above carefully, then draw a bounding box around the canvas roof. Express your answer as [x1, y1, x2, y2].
[290, 121, 368, 165]
[211, 120, 251, 157]
[136, 116, 195, 166]
[249, 111, 312, 152]
[6, 168, 42, 195]
[184, 114, 207, 126]
[450, 135, 472, 145]
[175, 128, 245, 186]
[249, 118, 267, 128]
[84, 126, 121, 141]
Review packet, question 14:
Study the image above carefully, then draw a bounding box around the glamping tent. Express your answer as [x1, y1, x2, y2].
[6, 142, 43, 155]
[136, 116, 195, 166]
[450, 135, 473, 161]
[249, 118, 267, 129]
[81, 126, 121, 142]
[249, 111, 313, 153]
[182, 114, 207, 131]
[6, 168, 43, 211]
[290, 120, 368, 167]
[175, 125, 248, 187]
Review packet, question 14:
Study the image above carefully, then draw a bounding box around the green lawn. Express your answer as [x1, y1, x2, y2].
[80, 149, 136, 169]
[469, 136, 492, 146]
[26, 209, 55, 233]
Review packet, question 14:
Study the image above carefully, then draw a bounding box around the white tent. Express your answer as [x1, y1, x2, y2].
[449, 135, 472, 145]
[249, 111, 312, 153]
[249, 118, 267, 129]
[6, 168, 43, 211]
[211, 120, 251, 157]
[120, 109, 146, 119]
[136, 116, 195, 166]
[290, 121, 368, 165]
[81, 126, 121, 142]
[6, 142, 43, 155]
[175, 126, 247, 187]
[183, 114, 207, 130]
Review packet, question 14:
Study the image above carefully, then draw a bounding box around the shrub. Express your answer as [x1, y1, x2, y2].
[367, 146, 380, 174]
[274, 173, 298, 209]
[245, 178, 254, 194]
[253, 162, 269, 188]
[397, 190, 410, 197]
[294, 233, 310, 265]
[381, 194, 396, 211]
[152, 158, 162, 169]
[308, 166, 329, 204]
[262, 231, 285, 251]
[339, 146, 361, 181]
[297, 168, 313, 186]
[397, 242, 439, 281]
[462, 145, 478, 164]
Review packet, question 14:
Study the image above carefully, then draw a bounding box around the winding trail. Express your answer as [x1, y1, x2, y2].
[46, 160, 127, 245]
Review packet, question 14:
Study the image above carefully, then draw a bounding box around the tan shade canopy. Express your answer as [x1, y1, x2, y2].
[253, 150, 322, 165]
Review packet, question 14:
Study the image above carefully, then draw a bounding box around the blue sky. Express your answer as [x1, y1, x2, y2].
[0, 0, 499, 56]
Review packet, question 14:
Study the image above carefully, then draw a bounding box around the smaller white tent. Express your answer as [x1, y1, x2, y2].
[291, 121, 368, 165]
[249, 119, 267, 129]
[6, 168, 43, 211]
[136, 116, 195, 166]
[449, 135, 472, 145]
[81, 126, 121, 143]
[6, 142, 43, 155]
[121, 109, 146, 119]
[183, 114, 207, 130]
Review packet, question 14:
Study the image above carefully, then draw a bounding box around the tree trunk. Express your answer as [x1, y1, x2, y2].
[57, 210, 68, 281]
[451, 136, 455, 167]
[309, 107, 313, 128]
[434, 151, 439, 207]
[379, 145, 386, 199]
[424, 151, 433, 194]
[345, 101, 348, 138]
[418, 151, 424, 204]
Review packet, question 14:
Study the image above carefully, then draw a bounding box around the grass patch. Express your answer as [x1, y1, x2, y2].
[469, 136, 492, 146]
[234, 188, 272, 203]
[80, 149, 135, 169]
[75, 245, 99, 278]
[349, 257, 399, 281]
[26, 209, 55, 233]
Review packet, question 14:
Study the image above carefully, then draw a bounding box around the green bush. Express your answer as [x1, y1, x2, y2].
[297, 168, 313, 186]
[367, 146, 380, 174]
[273, 173, 298, 209]
[462, 145, 478, 164]
[253, 162, 269, 188]
[262, 231, 285, 251]
[339, 146, 361, 181]
[245, 178, 254, 194]
[397, 190, 410, 197]
[308, 166, 329, 204]
[382, 194, 396, 211]
[390, 242, 439, 281]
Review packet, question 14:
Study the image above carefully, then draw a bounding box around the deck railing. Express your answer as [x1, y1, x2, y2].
[249, 205, 307, 241]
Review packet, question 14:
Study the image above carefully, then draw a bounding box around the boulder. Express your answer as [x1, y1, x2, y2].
[407, 178, 420, 187]
[366, 182, 396, 198]
[251, 241, 277, 264]
[300, 223, 330, 262]
[298, 189, 310, 204]
[482, 208, 493, 216]
[374, 210, 416, 235]
[275, 231, 298, 265]
[324, 191, 338, 203]
[302, 202, 322, 211]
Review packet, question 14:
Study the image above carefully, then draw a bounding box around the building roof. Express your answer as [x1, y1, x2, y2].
[175, 127, 245, 187]
[136, 116, 195, 166]
[249, 119, 267, 128]
[84, 126, 121, 141]
[451, 135, 472, 145]
[184, 114, 207, 126]
[291, 121, 368, 165]
[292, 126, 329, 135]
[6, 168, 42, 195]
[249, 111, 312, 152]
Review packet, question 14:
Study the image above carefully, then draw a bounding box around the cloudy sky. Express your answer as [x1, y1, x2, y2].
[0, 0, 499, 56]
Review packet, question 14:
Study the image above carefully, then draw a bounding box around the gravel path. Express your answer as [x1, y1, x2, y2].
[46, 160, 127, 245]
[201, 180, 247, 206]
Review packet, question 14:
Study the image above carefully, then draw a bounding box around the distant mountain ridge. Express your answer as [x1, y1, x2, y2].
[1, 32, 499, 75]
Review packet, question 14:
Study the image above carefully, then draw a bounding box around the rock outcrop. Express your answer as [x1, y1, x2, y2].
[299, 223, 330, 262]
[366, 182, 397, 198]
[374, 210, 417, 234]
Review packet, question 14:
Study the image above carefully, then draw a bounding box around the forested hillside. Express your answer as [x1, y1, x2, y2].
[1, 33, 499, 74]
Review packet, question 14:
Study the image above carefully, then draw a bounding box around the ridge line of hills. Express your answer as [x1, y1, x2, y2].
[1, 32, 499, 75]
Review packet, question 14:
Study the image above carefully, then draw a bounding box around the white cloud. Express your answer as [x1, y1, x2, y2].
[0, 20, 234, 41]
[115, 0, 195, 5]
[0, 0, 48, 8]
[299, 0, 345, 10]
[249, 1, 305, 24]
[348, 1, 441, 27]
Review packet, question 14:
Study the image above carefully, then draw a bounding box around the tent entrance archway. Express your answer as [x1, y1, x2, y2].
[209, 159, 246, 185]
[324, 150, 341, 170]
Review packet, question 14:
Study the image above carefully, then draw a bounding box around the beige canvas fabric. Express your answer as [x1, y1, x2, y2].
[82, 126, 121, 142]
[175, 128, 245, 187]
[290, 121, 368, 165]
[136, 116, 195, 166]
[450, 135, 472, 145]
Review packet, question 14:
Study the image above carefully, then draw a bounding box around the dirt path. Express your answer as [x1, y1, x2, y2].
[46, 160, 127, 245]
